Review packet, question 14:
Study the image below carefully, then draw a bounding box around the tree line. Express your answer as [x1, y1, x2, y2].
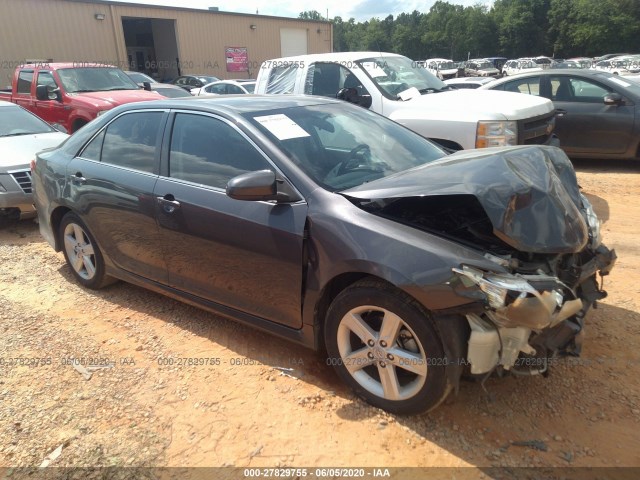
[300, 0, 640, 61]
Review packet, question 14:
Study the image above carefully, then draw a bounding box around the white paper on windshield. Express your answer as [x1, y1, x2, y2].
[397, 87, 420, 101]
[609, 77, 632, 88]
[254, 114, 310, 140]
[361, 61, 387, 78]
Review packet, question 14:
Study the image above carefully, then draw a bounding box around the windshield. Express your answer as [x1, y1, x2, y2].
[438, 61, 457, 70]
[126, 72, 156, 84]
[57, 67, 139, 93]
[357, 56, 447, 99]
[476, 61, 494, 70]
[244, 103, 445, 191]
[0, 105, 55, 137]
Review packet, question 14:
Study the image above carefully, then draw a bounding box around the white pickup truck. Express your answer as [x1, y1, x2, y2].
[255, 52, 559, 150]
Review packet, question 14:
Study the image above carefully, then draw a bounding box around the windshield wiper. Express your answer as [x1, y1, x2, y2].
[103, 87, 137, 91]
[1, 132, 37, 137]
[419, 87, 448, 94]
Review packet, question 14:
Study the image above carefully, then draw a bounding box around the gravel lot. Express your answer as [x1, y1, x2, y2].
[0, 159, 639, 477]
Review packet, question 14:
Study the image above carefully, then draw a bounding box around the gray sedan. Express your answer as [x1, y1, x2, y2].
[482, 69, 640, 159]
[32, 96, 614, 414]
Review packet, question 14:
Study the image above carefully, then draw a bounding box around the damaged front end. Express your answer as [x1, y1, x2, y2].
[344, 145, 616, 377]
[451, 234, 616, 376]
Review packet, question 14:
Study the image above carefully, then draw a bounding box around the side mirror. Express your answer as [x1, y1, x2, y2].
[143, 81, 152, 91]
[603, 92, 623, 106]
[336, 88, 373, 109]
[36, 85, 61, 101]
[36, 84, 50, 101]
[226, 170, 278, 201]
[51, 123, 68, 134]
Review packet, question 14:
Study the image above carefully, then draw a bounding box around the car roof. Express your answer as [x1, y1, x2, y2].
[19, 63, 121, 70]
[480, 68, 640, 89]
[114, 94, 341, 115]
[211, 80, 256, 85]
[445, 76, 492, 84]
[264, 52, 405, 63]
[0, 100, 19, 108]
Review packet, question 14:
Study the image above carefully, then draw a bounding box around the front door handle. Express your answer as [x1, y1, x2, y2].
[555, 109, 567, 117]
[70, 172, 86, 185]
[156, 194, 181, 214]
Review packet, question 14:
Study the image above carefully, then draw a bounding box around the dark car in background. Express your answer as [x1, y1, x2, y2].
[482, 69, 640, 159]
[169, 75, 220, 93]
[124, 71, 193, 98]
[33, 96, 614, 414]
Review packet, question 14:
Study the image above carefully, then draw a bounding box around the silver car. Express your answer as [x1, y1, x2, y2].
[0, 102, 68, 226]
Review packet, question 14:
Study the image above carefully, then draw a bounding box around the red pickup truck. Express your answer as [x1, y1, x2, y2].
[0, 63, 162, 133]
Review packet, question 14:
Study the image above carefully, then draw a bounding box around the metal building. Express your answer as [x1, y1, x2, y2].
[0, 0, 332, 86]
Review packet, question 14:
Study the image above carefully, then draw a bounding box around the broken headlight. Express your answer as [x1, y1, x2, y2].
[453, 265, 537, 308]
[453, 266, 582, 330]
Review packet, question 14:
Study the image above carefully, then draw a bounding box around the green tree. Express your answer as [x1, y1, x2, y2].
[422, 1, 466, 59]
[299, 10, 325, 20]
[392, 11, 424, 59]
[461, 5, 496, 59]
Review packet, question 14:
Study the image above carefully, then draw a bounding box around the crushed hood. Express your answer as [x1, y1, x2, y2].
[343, 146, 588, 254]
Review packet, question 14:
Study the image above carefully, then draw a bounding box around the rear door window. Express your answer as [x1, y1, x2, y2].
[266, 65, 298, 94]
[503, 77, 541, 95]
[99, 112, 164, 173]
[17, 70, 34, 94]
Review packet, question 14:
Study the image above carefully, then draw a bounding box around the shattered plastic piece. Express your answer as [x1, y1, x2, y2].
[40, 444, 63, 467]
[273, 366, 298, 379]
[70, 359, 114, 380]
[71, 361, 92, 381]
[249, 445, 263, 459]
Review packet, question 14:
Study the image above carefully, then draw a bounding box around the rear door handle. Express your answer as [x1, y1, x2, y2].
[156, 194, 181, 213]
[555, 109, 567, 117]
[70, 172, 86, 185]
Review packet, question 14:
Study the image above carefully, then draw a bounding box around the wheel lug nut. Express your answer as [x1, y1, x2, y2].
[387, 354, 394, 361]
[380, 340, 387, 348]
[367, 352, 374, 359]
[379, 361, 386, 368]
[367, 340, 375, 347]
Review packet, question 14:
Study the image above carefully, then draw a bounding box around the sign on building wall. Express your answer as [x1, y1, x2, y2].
[225, 47, 248, 72]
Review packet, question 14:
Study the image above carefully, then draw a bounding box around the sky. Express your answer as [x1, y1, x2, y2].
[109, 0, 493, 22]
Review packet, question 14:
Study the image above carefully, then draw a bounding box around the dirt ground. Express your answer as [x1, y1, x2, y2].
[0, 159, 639, 477]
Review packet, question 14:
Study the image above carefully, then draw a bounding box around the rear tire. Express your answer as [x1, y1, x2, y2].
[59, 213, 115, 289]
[324, 279, 450, 414]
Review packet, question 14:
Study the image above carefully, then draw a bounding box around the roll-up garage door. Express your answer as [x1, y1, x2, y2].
[280, 28, 308, 57]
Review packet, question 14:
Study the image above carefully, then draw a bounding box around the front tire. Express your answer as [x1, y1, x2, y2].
[324, 279, 450, 414]
[59, 213, 115, 289]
